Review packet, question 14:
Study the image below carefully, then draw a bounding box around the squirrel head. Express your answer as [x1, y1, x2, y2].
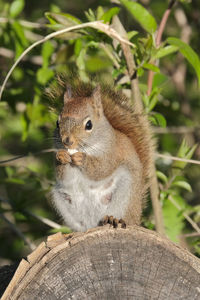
[56, 84, 108, 152]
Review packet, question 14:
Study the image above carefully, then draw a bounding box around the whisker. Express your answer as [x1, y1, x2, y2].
[45, 138, 60, 142]
[79, 139, 107, 156]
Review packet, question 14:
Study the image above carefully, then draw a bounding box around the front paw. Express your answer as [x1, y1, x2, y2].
[56, 150, 71, 164]
[71, 152, 84, 166]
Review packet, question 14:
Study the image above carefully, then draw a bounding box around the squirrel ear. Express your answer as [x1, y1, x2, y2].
[64, 84, 72, 104]
[92, 85, 103, 114]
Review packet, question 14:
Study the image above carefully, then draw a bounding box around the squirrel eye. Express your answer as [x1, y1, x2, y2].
[85, 120, 93, 131]
[56, 120, 59, 128]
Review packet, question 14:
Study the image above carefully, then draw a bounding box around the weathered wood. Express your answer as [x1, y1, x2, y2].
[1, 226, 200, 299]
[0, 263, 19, 298]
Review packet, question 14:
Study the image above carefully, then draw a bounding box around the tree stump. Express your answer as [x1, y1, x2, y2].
[1, 225, 200, 299]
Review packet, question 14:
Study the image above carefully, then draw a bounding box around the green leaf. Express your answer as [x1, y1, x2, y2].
[74, 39, 82, 56]
[152, 45, 178, 60]
[86, 56, 112, 72]
[14, 212, 27, 221]
[137, 67, 144, 77]
[9, 0, 24, 18]
[151, 112, 166, 127]
[101, 7, 120, 23]
[77, 48, 86, 71]
[50, 4, 61, 13]
[160, 191, 168, 203]
[156, 171, 168, 184]
[85, 8, 96, 22]
[168, 37, 200, 86]
[147, 87, 162, 112]
[45, 12, 57, 25]
[12, 21, 28, 47]
[173, 140, 197, 170]
[5, 166, 14, 178]
[5, 178, 25, 184]
[119, 0, 157, 33]
[143, 63, 160, 73]
[172, 181, 192, 192]
[172, 175, 187, 183]
[127, 30, 138, 40]
[177, 139, 189, 157]
[20, 112, 29, 141]
[45, 12, 81, 26]
[12, 21, 28, 58]
[96, 6, 105, 20]
[142, 94, 149, 108]
[49, 226, 72, 234]
[148, 115, 157, 125]
[163, 195, 185, 243]
[148, 96, 158, 112]
[152, 73, 168, 89]
[13, 36, 24, 59]
[36, 68, 54, 85]
[41, 41, 54, 68]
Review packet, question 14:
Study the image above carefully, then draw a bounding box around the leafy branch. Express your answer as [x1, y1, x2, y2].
[0, 21, 134, 100]
[147, 0, 177, 96]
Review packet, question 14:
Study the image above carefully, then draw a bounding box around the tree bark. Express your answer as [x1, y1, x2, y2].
[1, 226, 200, 300]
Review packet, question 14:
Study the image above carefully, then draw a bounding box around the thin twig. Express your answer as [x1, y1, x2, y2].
[24, 210, 62, 229]
[99, 42, 120, 69]
[111, 16, 165, 235]
[0, 213, 36, 251]
[145, 0, 177, 236]
[1, 148, 199, 169]
[153, 126, 199, 134]
[0, 47, 42, 65]
[0, 148, 57, 165]
[168, 195, 200, 234]
[156, 0, 177, 46]
[150, 163, 165, 235]
[0, 196, 62, 235]
[147, 0, 177, 96]
[181, 232, 200, 238]
[0, 21, 134, 100]
[112, 15, 143, 112]
[0, 17, 46, 28]
[156, 153, 200, 166]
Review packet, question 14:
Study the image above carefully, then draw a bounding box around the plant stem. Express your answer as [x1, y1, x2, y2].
[112, 16, 165, 235]
[0, 21, 133, 101]
[168, 195, 200, 234]
[112, 16, 143, 112]
[147, 0, 177, 96]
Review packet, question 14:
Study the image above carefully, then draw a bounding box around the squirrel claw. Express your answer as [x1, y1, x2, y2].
[99, 215, 126, 229]
[119, 218, 126, 229]
[71, 152, 83, 166]
[56, 150, 71, 164]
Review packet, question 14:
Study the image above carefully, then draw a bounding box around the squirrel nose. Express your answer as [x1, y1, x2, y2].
[63, 136, 73, 147]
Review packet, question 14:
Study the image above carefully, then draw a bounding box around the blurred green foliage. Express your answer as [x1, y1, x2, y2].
[0, 0, 200, 264]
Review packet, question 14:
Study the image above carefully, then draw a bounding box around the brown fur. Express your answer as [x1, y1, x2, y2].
[50, 75, 154, 226]
[49, 75, 153, 181]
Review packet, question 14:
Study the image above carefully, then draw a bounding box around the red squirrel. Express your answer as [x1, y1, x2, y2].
[51, 77, 153, 231]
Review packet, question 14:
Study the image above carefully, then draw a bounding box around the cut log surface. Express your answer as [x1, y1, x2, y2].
[2, 225, 200, 300]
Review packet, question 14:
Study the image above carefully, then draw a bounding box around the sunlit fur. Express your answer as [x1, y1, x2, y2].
[49, 75, 154, 231]
[49, 75, 154, 180]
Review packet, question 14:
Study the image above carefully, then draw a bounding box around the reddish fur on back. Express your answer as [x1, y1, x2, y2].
[101, 88, 153, 181]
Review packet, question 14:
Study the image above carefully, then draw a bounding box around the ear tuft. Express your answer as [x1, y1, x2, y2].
[64, 84, 72, 104]
[92, 84, 101, 102]
[91, 84, 103, 116]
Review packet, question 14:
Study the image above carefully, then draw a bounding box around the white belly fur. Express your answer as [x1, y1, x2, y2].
[52, 165, 132, 232]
